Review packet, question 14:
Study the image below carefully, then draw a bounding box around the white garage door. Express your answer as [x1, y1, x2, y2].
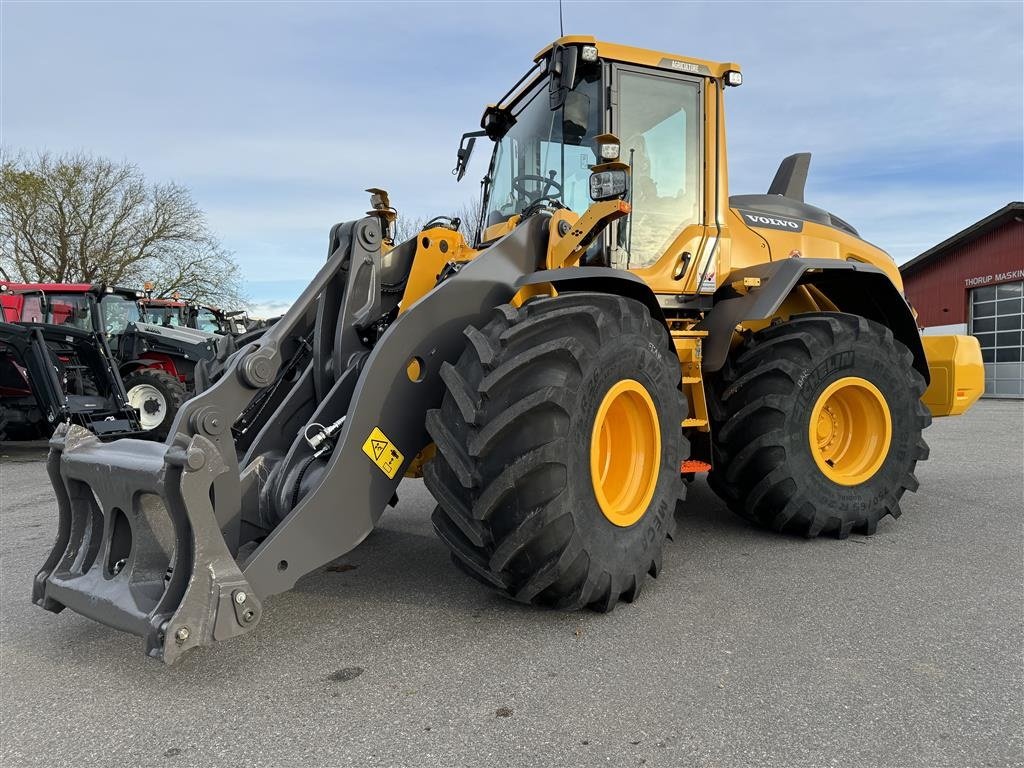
[970, 281, 1023, 398]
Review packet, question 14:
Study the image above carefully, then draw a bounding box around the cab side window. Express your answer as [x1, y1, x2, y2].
[196, 309, 220, 333]
[616, 71, 701, 268]
[21, 296, 44, 323]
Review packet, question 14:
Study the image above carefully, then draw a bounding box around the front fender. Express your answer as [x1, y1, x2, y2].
[516, 267, 669, 332]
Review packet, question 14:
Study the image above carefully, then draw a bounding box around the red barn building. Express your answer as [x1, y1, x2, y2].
[900, 202, 1024, 398]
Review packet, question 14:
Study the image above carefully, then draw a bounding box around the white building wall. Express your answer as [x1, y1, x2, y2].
[921, 323, 968, 335]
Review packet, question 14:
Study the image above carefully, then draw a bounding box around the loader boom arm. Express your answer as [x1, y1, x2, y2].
[35, 213, 551, 662]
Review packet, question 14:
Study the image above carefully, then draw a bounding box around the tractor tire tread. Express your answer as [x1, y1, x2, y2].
[426, 293, 685, 611]
[707, 312, 931, 538]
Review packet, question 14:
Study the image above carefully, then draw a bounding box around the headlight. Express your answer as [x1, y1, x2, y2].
[589, 169, 629, 201]
[597, 138, 620, 161]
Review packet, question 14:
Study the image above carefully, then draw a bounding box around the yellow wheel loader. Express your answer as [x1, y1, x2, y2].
[32, 37, 984, 663]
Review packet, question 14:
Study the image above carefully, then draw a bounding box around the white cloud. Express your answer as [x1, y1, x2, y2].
[246, 300, 292, 321]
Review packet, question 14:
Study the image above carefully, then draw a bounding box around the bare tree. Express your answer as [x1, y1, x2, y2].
[389, 192, 485, 246]
[146, 240, 246, 307]
[0, 151, 244, 306]
[390, 213, 430, 246]
[455, 191, 485, 244]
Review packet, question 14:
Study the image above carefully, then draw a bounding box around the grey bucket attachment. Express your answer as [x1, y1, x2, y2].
[34, 427, 260, 663]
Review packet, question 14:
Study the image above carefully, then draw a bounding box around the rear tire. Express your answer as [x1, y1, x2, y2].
[707, 312, 931, 537]
[425, 294, 687, 611]
[124, 369, 186, 439]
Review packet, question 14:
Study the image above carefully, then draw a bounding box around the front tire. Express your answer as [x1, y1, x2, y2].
[425, 294, 687, 611]
[124, 368, 186, 439]
[707, 312, 931, 537]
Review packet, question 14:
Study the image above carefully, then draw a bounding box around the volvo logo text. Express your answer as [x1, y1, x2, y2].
[738, 210, 804, 232]
[745, 213, 799, 229]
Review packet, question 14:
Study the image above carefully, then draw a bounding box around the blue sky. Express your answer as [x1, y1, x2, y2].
[3, 1, 1022, 316]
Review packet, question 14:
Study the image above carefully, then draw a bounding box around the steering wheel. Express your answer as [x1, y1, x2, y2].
[511, 173, 563, 203]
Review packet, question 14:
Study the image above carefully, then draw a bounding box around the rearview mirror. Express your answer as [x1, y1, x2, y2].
[34, 290, 50, 319]
[455, 137, 476, 182]
[561, 91, 590, 144]
[453, 130, 487, 181]
[548, 45, 579, 109]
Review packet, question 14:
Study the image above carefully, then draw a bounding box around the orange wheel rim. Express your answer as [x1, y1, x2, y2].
[808, 376, 892, 486]
[590, 379, 661, 527]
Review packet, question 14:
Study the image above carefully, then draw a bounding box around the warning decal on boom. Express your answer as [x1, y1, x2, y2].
[361, 426, 405, 479]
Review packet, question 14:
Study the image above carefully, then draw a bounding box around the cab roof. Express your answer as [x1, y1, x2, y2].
[1, 281, 95, 293]
[534, 35, 740, 79]
[0, 281, 140, 299]
[142, 298, 189, 308]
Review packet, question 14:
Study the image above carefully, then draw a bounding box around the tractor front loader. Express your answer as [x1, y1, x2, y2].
[0, 281, 202, 439]
[1, 285, 142, 440]
[33, 37, 984, 663]
[0, 322, 140, 440]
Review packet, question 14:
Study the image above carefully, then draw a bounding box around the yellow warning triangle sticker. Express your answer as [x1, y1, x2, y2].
[362, 427, 405, 479]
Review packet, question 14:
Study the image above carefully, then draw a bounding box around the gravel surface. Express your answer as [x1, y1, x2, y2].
[1, 400, 1021, 768]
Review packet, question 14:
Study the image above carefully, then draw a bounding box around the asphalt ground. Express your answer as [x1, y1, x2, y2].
[1, 400, 1022, 768]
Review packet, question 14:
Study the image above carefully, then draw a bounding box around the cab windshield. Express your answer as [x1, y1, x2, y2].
[144, 305, 185, 327]
[44, 294, 95, 330]
[483, 72, 602, 231]
[195, 307, 222, 333]
[99, 294, 142, 336]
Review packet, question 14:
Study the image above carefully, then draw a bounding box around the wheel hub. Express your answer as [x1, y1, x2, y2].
[590, 379, 661, 527]
[127, 383, 167, 431]
[816, 406, 839, 451]
[808, 376, 892, 485]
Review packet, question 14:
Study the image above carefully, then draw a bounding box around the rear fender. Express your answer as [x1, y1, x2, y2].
[122, 354, 181, 381]
[699, 258, 929, 383]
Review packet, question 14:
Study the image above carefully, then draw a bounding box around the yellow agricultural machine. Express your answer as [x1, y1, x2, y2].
[33, 37, 983, 662]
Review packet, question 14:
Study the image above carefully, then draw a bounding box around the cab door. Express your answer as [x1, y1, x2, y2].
[607, 63, 711, 292]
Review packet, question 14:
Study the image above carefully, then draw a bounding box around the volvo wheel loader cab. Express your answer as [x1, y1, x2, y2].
[33, 37, 983, 662]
